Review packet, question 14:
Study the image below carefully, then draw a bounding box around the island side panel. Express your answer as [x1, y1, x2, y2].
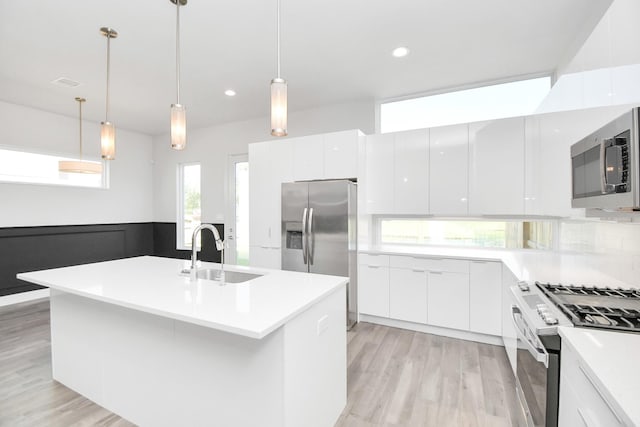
[283, 285, 347, 427]
[50, 289, 286, 427]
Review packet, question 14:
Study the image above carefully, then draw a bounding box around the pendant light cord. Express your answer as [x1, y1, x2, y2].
[176, 0, 181, 104]
[78, 99, 83, 159]
[277, 0, 281, 78]
[105, 36, 111, 122]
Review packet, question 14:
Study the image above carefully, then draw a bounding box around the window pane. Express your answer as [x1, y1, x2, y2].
[235, 162, 249, 266]
[381, 76, 551, 133]
[379, 219, 553, 250]
[182, 164, 201, 248]
[0, 147, 106, 188]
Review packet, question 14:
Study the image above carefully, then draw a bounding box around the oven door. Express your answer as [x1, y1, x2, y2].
[511, 305, 549, 427]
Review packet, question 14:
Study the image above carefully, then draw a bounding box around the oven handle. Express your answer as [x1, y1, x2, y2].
[511, 305, 549, 368]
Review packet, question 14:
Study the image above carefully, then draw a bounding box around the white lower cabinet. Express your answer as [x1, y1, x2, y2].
[249, 246, 281, 269]
[358, 261, 390, 318]
[389, 268, 427, 324]
[559, 341, 625, 427]
[469, 261, 502, 335]
[427, 270, 469, 331]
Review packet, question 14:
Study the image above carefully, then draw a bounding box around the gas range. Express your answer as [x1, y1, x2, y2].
[536, 282, 640, 333]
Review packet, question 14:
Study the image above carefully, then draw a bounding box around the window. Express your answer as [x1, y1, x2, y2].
[379, 218, 554, 250]
[0, 146, 108, 188]
[380, 76, 551, 133]
[177, 163, 201, 250]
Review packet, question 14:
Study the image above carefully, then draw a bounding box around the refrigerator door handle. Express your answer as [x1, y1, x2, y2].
[301, 207, 308, 264]
[308, 207, 314, 265]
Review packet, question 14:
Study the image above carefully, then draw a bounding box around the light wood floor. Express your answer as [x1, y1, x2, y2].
[0, 300, 521, 426]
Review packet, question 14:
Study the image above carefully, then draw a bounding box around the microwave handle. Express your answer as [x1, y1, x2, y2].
[511, 305, 549, 368]
[599, 138, 607, 194]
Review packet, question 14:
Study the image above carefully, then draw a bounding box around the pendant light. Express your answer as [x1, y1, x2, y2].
[100, 27, 118, 160]
[58, 98, 102, 174]
[270, 0, 287, 137]
[170, 0, 187, 150]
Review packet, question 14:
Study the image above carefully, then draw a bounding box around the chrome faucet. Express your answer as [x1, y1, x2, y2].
[190, 224, 225, 282]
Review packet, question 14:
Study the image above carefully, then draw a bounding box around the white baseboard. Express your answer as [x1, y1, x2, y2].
[0, 289, 50, 307]
[359, 314, 504, 346]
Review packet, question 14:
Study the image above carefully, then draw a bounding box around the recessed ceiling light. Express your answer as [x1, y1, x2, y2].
[224, 89, 236, 97]
[51, 77, 82, 88]
[392, 46, 410, 58]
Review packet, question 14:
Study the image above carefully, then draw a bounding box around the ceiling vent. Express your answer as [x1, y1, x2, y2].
[51, 77, 82, 88]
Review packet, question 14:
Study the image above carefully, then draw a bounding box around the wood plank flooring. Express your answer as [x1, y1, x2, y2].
[0, 300, 521, 426]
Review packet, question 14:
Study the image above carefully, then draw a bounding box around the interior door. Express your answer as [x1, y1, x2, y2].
[308, 180, 349, 277]
[281, 182, 309, 272]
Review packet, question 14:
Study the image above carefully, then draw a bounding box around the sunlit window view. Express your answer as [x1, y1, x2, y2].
[0, 147, 106, 188]
[379, 219, 554, 250]
[380, 76, 551, 133]
[180, 163, 201, 249]
[235, 162, 250, 265]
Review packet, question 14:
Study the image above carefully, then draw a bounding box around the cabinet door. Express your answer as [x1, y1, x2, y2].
[469, 261, 502, 336]
[364, 134, 394, 214]
[270, 140, 293, 247]
[249, 246, 281, 269]
[501, 266, 518, 375]
[469, 117, 525, 215]
[394, 129, 429, 214]
[292, 135, 324, 181]
[427, 271, 469, 330]
[389, 268, 427, 323]
[324, 130, 358, 179]
[429, 124, 468, 215]
[358, 264, 390, 317]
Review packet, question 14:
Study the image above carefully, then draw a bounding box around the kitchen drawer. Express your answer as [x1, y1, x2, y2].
[389, 256, 469, 273]
[359, 253, 390, 267]
[561, 344, 625, 427]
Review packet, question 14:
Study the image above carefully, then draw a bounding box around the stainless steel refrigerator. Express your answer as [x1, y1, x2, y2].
[281, 180, 357, 329]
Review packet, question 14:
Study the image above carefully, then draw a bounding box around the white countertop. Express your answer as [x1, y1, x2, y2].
[559, 326, 640, 426]
[17, 256, 347, 339]
[360, 244, 640, 289]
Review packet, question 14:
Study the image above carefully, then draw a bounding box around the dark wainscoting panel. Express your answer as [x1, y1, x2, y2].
[2, 223, 153, 297]
[3, 222, 224, 297]
[152, 222, 224, 264]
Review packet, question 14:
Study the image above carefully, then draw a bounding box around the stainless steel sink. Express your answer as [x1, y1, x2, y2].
[181, 269, 263, 284]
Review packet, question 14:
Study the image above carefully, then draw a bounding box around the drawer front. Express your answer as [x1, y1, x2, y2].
[388, 256, 470, 273]
[561, 346, 624, 427]
[359, 253, 390, 267]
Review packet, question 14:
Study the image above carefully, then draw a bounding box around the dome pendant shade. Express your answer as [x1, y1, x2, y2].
[101, 121, 116, 160]
[270, 78, 287, 137]
[58, 96, 102, 174]
[170, 104, 187, 150]
[58, 160, 102, 174]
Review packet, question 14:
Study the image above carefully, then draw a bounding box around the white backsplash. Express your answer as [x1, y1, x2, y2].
[560, 218, 640, 255]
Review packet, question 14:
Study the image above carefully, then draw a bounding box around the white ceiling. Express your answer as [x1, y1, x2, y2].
[0, 0, 612, 136]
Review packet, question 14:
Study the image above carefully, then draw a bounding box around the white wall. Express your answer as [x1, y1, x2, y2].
[152, 100, 374, 223]
[0, 100, 154, 227]
[537, 0, 640, 113]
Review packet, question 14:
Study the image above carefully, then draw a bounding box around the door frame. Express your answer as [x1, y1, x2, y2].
[225, 153, 248, 265]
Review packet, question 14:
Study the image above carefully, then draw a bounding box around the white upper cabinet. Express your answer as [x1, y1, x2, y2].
[365, 133, 394, 214]
[429, 124, 469, 215]
[468, 117, 525, 215]
[323, 130, 359, 179]
[394, 129, 429, 214]
[292, 135, 324, 181]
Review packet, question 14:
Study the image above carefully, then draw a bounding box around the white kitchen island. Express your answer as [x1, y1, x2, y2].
[17, 256, 347, 427]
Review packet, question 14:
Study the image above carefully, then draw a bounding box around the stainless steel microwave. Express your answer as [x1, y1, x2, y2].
[571, 108, 640, 209]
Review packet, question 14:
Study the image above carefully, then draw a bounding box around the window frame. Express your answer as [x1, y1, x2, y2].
[0, 144, 109, 189]
[176, 162, 202, 251]
[373, 215, 558, 251]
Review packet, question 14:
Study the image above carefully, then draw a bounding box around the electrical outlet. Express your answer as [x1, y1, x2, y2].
[317, 315, 329, 336]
